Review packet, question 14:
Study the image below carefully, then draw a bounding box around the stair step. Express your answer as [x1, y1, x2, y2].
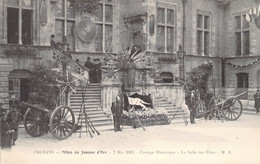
[74, 89, 101, 92]
[88, 122, 113, 127]
[74, 113, 107, 117]
[156, 104, 174, 107]
[70, 99, 101, 102]
[71, 106, 102, 109]
[70, 84, 112, 131]
[70, 102, 101, 106]
[76, 87, 101, 90]
[167, 110, 188, 114]
[77, 117, 112, 122]
[75, 114, 109, 119]
[156, 101, 172, 104]
[71, 93, 101, 96]
[70, 101, 100, 105]
[70, 99, 101, 103]
[73, 109, 104, 113]
[168, 113, 188, 117]
[154, 97, 168, 101]
[70, 94, 101, 98]
[165, 106, 178, 109]
[243, 109, 259, 115]
[86, 83, 101, 86]
[244, 108, 257, 112]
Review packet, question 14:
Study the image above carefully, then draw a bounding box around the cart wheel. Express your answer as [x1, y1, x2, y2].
[221, 98, 243, 121]
[24, 107, 49, 137]
[208, 97, 216, 111]
[50, 106, 75, 140]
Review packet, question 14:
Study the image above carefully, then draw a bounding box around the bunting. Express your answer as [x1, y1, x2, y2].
[225, 58, 259, 68]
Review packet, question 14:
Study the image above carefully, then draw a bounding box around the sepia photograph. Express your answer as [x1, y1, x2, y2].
[1, 0, 260, 163]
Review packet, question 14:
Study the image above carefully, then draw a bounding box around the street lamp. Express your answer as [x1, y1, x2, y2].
[177, 45, 185, 81]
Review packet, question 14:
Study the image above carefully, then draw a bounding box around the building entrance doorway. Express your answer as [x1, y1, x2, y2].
[236, 73, 248, 99]
[9, 70, 31, 115]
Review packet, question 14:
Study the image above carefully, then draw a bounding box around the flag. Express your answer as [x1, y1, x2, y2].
[246, 13, 251, 22]
[258, 5, 260, 17]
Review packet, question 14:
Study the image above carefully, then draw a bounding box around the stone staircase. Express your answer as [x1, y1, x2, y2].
[240, 100, 258, 115]
[154, 97, 190, 124]
[69, 83, 114, 132]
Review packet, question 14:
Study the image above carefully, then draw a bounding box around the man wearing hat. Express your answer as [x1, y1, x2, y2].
[185, 90, 196, 124]
[85, 57, 94, 83]
[254, 89, 260, 113]
[110, 96, 122, 132]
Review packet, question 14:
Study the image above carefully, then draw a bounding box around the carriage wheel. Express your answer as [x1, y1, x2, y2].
[24, 107, 49, 137]
[207, 97, 216, 120]
[50, 106, 75, 140]
[221, 98, 243, 121]
[208, 96, 225, 120]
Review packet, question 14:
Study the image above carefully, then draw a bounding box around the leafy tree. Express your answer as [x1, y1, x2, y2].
[28, 65, 62, 109]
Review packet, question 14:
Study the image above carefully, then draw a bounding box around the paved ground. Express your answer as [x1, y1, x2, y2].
[1, 113, 260, 164]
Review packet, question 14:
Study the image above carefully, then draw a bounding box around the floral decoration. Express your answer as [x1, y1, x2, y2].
[122, 107, 168, 120]
[6, 46, 38, 56]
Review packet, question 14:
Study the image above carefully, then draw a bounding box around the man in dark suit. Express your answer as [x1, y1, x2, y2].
[92, 58, 102, 83]
[84, 57, 93, 83]
[111, 96, 122, 132]
[50, 34, 59, 49]
[254, 89, 260, 113]
[186, 90, 196, 124]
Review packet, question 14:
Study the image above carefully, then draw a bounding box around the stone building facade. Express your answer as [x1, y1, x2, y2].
[0, 0, 260, 110]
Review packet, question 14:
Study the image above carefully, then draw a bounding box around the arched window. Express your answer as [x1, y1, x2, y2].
[160, 72, 174, 83]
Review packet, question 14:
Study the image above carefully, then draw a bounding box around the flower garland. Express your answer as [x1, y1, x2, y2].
[225, 58, 259, 68]
[5, 46, 38, 56]
[122, 107, 168, 119]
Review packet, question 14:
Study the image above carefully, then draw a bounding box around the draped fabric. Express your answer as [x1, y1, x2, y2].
[124, 93, 153, 111]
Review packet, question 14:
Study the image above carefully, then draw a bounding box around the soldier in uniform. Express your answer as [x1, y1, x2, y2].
[254, 89, 260, 113]
[111, 96, 122, 132]
[186, 90, 196, 124]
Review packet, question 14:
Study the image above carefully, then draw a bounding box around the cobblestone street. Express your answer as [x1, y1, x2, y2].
[2, 114, 260, 164]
